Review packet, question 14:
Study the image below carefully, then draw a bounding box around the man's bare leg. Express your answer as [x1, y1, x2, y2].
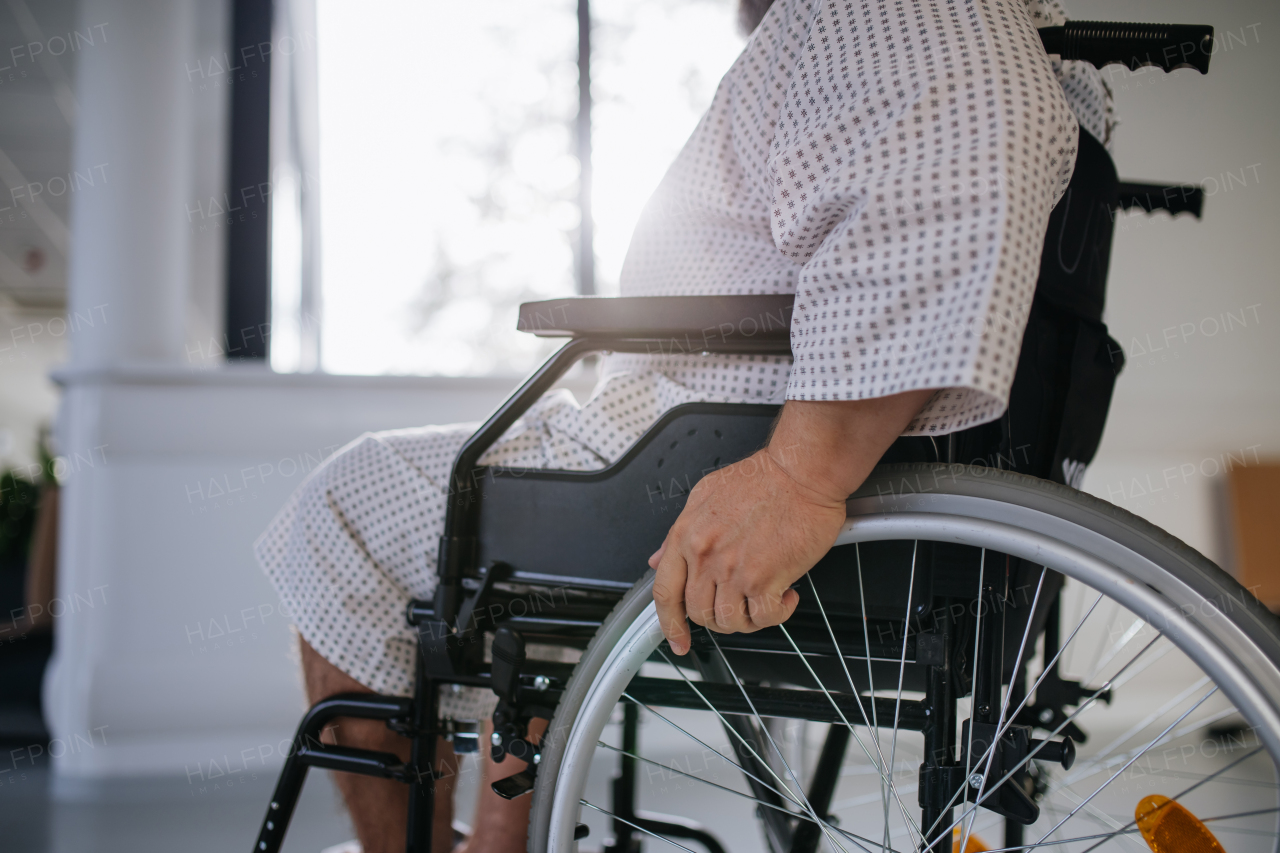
[300, 638, 458, 853]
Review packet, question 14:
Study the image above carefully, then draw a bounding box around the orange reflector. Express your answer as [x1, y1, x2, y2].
[1135, 795, 1226, 853]
[952, 828, 988, 853]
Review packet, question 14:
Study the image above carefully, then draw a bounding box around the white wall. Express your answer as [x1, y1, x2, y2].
[1072, 0, 1280, 571]
[46, 369, 521, 788]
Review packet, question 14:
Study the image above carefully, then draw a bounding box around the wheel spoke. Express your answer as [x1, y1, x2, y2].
[1140, 768, 1278, 789]
[650, 650, 809, 806]
[886, 541, 919, 851]
[793, 575, 925, 845]
[1077, 598, 1122, 679]
[1031, 686, 1220, 846]
[963, 813, 1275, 853]
[855, 542, 893, 850]
[702, 633, 860, 853]
[594, 740, 786, 814]
[653, 648, 857, 853]
[1056, 703, 1246, 803]
[946, 631, 1155, 835]
[805, 572, 891, 776]
[1058, 676, 1213, 788]
[854, 544, 880, 738]
[595, 740, 907, 853]
[1107, 634, 1174, 689]
[620, 692, 808, 812]
[1073, 745, 1268, 853]
[831, 782, 918, 812]
[1082, 616, 1146, 685]
[647, 653, 805, 803]
[1046, 784, 1151, 853]
[1074, 676, 1212, 777]
[775, 623, 925, 846]
[979, 828, 1145, 851]
[1203, 807, 1280, 823]
[1168, 705, 1244, 739]
[957, 549, 990, 853]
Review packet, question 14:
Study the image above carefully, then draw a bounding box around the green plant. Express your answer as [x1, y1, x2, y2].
[0, 470, 39, 561]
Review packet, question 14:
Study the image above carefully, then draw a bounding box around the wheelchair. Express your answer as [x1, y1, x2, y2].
[255, 21, 1280, 853]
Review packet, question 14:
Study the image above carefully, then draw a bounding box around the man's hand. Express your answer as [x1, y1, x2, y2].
[648, 448, 846, 652]
[650, 390, 933, 655]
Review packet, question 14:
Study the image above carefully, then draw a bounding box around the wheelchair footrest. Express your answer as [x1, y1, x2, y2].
[492, 770, 537, 799]
[295, 743, 412, 782]
[253, 692, 423, 853]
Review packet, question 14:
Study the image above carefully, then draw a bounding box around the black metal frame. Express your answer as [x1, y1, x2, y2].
[252, 21, 1213, 853]
[254, 694, 411, 851]
[224, 0, 273, 361]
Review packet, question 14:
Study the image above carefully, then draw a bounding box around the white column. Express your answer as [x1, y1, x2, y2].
[64, 0, 194, 368]
[47, 0, 198, 786]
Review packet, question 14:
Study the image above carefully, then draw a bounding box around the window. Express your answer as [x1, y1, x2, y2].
[314, 0, 742, 376]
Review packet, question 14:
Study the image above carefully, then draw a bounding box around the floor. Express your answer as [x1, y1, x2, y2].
[0, 718, 1269, 853]
[0, 743, 502, 853]
[0, 752, 357, 853]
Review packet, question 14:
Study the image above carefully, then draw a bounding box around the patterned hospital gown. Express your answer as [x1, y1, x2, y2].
[256, 0, 1112, 708]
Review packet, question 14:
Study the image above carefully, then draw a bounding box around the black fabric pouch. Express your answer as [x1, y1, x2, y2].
[887, 128, 1126, 485]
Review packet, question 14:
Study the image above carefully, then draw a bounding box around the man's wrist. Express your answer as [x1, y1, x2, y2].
[763, 440, 851, 506]
[765, 412, 868, 504]
[765, 391, 934, 501]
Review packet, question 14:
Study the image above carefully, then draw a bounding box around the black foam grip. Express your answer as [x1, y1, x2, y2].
[1039, 21, 1214, 74]
[1116, 182, 1204, 219]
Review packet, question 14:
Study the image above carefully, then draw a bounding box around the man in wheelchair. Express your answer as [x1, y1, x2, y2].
[254, 2, 1246, 852]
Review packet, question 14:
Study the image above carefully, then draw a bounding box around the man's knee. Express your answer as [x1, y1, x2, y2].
[299, 636, 373, 704]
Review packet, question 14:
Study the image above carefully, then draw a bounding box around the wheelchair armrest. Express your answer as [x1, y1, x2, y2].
[517, 295, 794, 348]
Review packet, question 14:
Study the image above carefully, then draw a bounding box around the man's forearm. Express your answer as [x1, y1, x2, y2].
[765, 391, 935, 502]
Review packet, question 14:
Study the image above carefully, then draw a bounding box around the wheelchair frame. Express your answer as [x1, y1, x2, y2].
[251, 21, 1215, 853]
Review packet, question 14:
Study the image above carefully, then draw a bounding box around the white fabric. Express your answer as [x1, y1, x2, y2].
[258, 0, 1112, 702]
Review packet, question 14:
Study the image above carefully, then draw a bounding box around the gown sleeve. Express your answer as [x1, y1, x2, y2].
[772, 0, 1079, 433]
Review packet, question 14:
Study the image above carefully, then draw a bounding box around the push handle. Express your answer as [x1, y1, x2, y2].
[1039, 22, 1214, 74]
[1116, 182, 1204, 219]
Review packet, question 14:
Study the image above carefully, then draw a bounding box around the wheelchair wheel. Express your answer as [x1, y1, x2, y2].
[529, 464, 1280, 853]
